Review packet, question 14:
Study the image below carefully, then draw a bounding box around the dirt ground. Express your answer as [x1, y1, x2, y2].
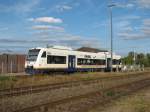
[89, 86, 150, 112]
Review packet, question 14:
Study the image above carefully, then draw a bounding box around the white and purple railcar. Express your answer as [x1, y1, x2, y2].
[25, 46, 121, 74]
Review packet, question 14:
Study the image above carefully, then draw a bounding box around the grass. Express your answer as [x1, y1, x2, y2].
[89, 87, 150, 112]
[0, 76, 10, 81]
[1, 72, 150, 112]
[0, 71, 149, 90]
[106, 90, 115, 97]
[129, 96, 150, 112]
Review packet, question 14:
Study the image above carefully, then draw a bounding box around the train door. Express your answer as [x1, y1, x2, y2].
[107, 58, 111, 71]
[68, 55, 76, 72]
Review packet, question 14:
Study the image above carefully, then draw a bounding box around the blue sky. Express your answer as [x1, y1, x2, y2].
[0, 0, 149, 55]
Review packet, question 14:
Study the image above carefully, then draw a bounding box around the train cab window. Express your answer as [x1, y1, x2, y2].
[113, 59, 121, 65]
[27, 49, 40, 61]
[112, 59, 116, 65]
[41, 51, 46, 58]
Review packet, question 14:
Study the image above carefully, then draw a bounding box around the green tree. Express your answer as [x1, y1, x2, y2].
[122, 52, 150, 67]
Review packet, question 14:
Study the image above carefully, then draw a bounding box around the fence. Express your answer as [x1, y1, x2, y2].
[0, 54, 26, 74]
[121, 64, 144, 72]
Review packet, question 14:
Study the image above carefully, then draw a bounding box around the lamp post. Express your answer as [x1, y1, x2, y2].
[108, 3, 116, 72]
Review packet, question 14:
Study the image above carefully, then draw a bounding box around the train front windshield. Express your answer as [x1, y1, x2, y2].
[27, 49, 40, 61]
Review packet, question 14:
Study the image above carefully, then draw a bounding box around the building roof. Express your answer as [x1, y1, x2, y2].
[76, 47, 108, 53]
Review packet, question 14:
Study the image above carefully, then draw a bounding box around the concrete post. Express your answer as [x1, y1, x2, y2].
[2, 62, 3, 74]
[11, 61, 13, 73]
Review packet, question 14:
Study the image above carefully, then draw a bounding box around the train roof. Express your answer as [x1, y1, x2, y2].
[46, 45, 72, 50]
[30, 46, 108, 53]
[28, 46, 121, 59]
[76, 47, 108, 53]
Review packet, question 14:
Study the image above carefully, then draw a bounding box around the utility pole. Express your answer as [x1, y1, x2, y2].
[108, 3, 116, 72]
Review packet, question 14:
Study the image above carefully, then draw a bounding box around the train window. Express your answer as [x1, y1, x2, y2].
[77, 58, 82, 65]
[100, 60, 106, 65]
[41, 51, 46, 58]
[119, 59, 121, 64]
[47, 55, 66, 64]
[77, 58, 105, 65]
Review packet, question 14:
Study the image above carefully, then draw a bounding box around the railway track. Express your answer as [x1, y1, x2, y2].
[13, 77, 150, 112]
[0, 72, 149, 98]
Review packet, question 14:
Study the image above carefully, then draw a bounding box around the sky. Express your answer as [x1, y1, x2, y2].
[0, 0, 149, 55]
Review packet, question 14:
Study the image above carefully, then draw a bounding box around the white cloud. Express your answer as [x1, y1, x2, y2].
[27, 18, 34, 21]
[55, 4, 72, 12]
[137, 0, 150, 8]
[115, 21, 132, 33]
[116, 15, 141, 21]
[0, 0, 41, 13]
[126, 4, 135, 8]
[118, 32, 144, 40]
[15, 0, 40, 12]
[143, 19, 150, 26]
[141, 26, 150, 35]
[118, 18, 150, 40]
[92, 15, 140, 29]
[29, 17, 63, 24]
[116, 3, 135, 8]
[115, 0, 150, 9]
[49, 1, 80, 13]
[122, 26, 133, 32]
[116, 21, 130, 28]
[30, 30, 101, 48]
[0, 27, 8, 31]
[32, 25, 64, 32]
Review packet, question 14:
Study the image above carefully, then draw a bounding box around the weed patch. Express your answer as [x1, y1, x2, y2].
[106, 90, 115, 97]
